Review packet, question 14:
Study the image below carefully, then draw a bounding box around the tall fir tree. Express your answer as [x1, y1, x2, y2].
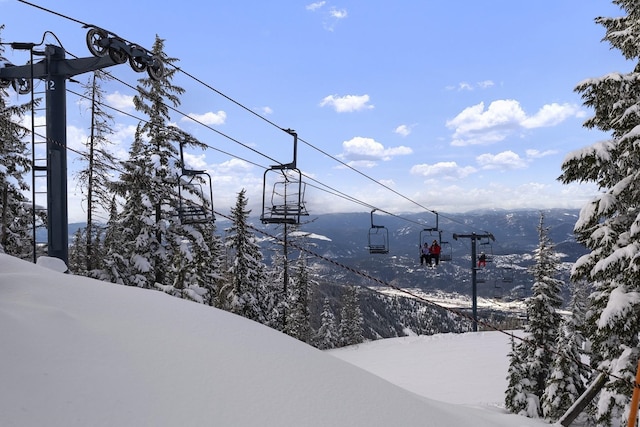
[286, 252, 313, 343]
[74, 71, 117, 273]
[94, 196, 128, 284]
[107, 35, 215, 294]
[505, 212, 563, 418]
[339, 286, 364, 347]
[541, 281, 590, 422]
[222, 189, 268, 323]
[314, 297, 339, 350]
[527, 213, 564, 400]
[0, 26, 39, 259]
[505, 336, 538, 417]
[558, 2, 640, 424]
[68, 228, 86, 274]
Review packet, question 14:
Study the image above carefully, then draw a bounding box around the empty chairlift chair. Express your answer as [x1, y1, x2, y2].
[260, 129, 309, 225]
[177, 141, 214, 225]
[368, 209, 389, 254]
[177, 168, 214, 224]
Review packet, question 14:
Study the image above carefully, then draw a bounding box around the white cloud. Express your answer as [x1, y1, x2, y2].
[394, 124, 415, 137]
[337, 136, 412, 167]
[260, 106, 273, 115]
[446, 80, 495, 92]
[525, 148, 557, 159]
[477, 80, 495, 89]
[447, 99, 583, 146]
[183, 152, 208, 170]
[105, 91, 135, 112]
[320, 94, 373, 112]
[306, 3, 347, 31]
[521, 102, 582, 128]
[182, 111, 227, 126]
[329, 7, 348, 19]
[476, 150, 527, 170]
[410, 161, 476, 180]
[215, 158, 253, 173]
[306, 1, 326, 11]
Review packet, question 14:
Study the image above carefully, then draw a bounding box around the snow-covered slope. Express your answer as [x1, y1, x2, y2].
[0, 254, 546, 426]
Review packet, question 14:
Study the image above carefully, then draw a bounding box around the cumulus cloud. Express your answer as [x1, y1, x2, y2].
[394, 124, 413, 137]
[105, 91, 135, 112]
[410, 161, 477, 180]
[476, 150, 527, 170]
[183, 152, 208, 170]
[215, 158, 253, 173]
[320, 94, 373, 112]
[410, 162, 476, 179]
[182, 111, 227, 126]
[446, 99, 583, 146]
[329, 7, 348, 19]
[337, 136, 412, 167]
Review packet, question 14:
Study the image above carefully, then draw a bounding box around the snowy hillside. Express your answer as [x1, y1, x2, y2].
[0, 254, 548, 426]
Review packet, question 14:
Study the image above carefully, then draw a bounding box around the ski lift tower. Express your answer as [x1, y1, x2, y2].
[453, 232, 495, 331]
[0, 28, 163, 265]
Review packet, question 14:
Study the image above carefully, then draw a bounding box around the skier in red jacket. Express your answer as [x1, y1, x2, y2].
[429, 240, 441, 267]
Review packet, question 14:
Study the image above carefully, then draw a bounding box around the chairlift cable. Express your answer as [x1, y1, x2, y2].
[11, 0, 493, 236]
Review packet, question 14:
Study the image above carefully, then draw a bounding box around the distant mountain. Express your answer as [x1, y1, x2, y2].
[264, 208, 587, 304]
[52, 209, 587, 340]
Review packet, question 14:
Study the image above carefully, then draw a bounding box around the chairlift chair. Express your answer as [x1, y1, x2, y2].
[493, 281, 503, 300]
[260, 168, 308, 224]
[501, 266, 514, 283]
[260, 129, 309, 225]
[478, 237, 494, 263]
[476, 268, 486, 283]
[368, 209, 389, 254]
[177, 168, 214, 225]
[419, 227, 437, 256]
[439, 235, 453, 262]
[176, 140, 214, 225]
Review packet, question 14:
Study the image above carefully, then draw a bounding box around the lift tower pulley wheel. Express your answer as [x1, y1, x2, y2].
[0, 29, 163, 265]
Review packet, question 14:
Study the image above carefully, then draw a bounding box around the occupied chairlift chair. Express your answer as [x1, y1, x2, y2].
[260, 129, 309, 225]
[419, 213, 452, 262]
[177, 142, 214, 225]
[478, 236, 494, 264]
[368, 209, 389, 254]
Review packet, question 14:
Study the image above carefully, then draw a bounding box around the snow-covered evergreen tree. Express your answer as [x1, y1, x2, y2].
[222, 189, 268, 323]
[0, 26, 39, 259]
[68, 228, 86, 275]
[527, 213, 564, 402]
[505, 212, 563, 418]
[286, 252, 313, 343]
[94, 197, 128, 284]
[558, 2, 640, 423]
[263, 249, 288, 331]
[541, 282, 589, 422]
[108, 35, 215, 295]
[339, 286, 364, 347]
[505, 336, 539, 417]
[314, 297, 339, 350]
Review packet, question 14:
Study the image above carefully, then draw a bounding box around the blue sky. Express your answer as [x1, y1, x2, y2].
[1, 0, 631, 222]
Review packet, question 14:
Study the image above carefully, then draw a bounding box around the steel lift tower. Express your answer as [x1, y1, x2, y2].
[453, 232, 495, 331]
[0, 28, 163, 265]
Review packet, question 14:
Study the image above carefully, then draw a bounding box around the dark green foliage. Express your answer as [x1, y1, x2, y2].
[558, 2, 640, 423]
